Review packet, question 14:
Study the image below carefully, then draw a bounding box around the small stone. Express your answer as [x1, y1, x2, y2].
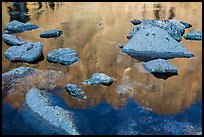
[46, 48, 79, 65]
[184, 31, 202, 40]
[65, 84, 86, 100]
[2, 34, 27, 46]
[115, 43, 124, 48]
[130, 19, 142, 25]
[40, 30, 63, 38]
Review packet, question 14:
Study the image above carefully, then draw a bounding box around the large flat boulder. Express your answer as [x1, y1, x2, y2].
[2, 34, 27, 46]
[4, 20, 39, 33]
[46, 48, 79, 65]
[40, 30, 63, 38]
[4, 42, 43, 62]
[128, 19, 186, 42]
[143, 59, 178, 73]
[122, 26, 194, 61]
[20, 88, 79, 135]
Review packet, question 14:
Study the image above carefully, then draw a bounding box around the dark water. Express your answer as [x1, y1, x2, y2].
[2, 2, 202, 135]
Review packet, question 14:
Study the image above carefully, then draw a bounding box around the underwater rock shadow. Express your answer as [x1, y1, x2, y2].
[10, 54, 45, 64]
[151, 72, 178, 80]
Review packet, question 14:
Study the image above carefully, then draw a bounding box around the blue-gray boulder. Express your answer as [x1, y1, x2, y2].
[47, 48, 79, 65]
[20, 88, 79, 135]
[40, 30, 63, 38]
[4, 42, 43, 62]
[128, 19, 186, 42]
[122, 26, 194, 61]
[184, 31, 202, 40]
[4, 20, 39, 33]
[130, 19, 142, 25]
[143, 59, 178, 73]
[81, 73, 114, 86]
[2, 34, 27, 46]
[65, 84, 87, 100]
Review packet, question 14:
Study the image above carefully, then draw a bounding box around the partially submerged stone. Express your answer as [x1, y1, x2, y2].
[81, 73, 114, 86]
[143, 59, 178, 73]
[47, 48, 79, 65]
[184, 31, 202, 40]
[130, 19, 142, 25]
[65, 84, 87, 100]
[2, 34, 27, 46]
[20, 88, 79, 135]
[40, 30, 63, 38]
[128, 19, 186, 42]
[4, 20, 39, 33]
[115, 43, 124, 48]
[179, 21, 192, 29]
[122, 26, 194, 61]
[4, 42, 43, 62]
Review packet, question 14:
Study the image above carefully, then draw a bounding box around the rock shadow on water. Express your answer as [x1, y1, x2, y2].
[151, 72, 178, 80]
[10, 54, 45, 64]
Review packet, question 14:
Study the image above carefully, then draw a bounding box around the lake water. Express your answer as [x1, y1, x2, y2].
[2, 2, 202, 135]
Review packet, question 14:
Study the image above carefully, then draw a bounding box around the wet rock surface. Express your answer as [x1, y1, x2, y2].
[4, 42, 43, 62]
[65, 84, 87, 100]
[122, 26, 194, 61]
[81, 73, 114, 86]
[47, 48, 79, 65]
[143, 59, 178, 73]
[20, 88, 79, 135]
[4, 20, 39, 33]
[128, 19, 186, 42]
[130, 19, 142, 25]
[184, 31, 202, 40]
[2, 34, 27, 46]
[40, 30, 63, 38]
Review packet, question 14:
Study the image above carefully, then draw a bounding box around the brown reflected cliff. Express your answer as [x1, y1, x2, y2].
[2, 2, 202, 114]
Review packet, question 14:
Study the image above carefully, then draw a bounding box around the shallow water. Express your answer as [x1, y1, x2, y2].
[2, 2, 202, 135]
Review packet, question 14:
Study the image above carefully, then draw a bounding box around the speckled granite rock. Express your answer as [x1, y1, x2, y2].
[40, 30, 63, 38]
[4, 20, 39, 33]
[20, 88, 79, 135]
[81, 73, 114, 86]
[130, 19, 142, 25]
[127, 19, 186, 42]
[184, 31, 202, 40]
[2, 34, 27, 46]
[65, 84, 87, 100]
[4, 42, 43, 62]
[143, 59, 178, 73]
[47, 48, 79, 65]
[122, 26, 194, 61]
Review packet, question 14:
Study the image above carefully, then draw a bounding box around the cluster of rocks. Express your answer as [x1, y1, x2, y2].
[117, 19, 202, 78]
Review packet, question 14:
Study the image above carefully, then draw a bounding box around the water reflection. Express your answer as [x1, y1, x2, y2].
[2, 2, 202, 115]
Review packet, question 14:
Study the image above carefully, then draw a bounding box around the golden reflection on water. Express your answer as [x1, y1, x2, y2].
[2, 2, 202, 114]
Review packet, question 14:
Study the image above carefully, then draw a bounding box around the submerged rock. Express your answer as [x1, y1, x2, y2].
[81, 73, 114, 86]
[40, 30, 63, 38]
[122, 26, 194, 61]
[4, 42, 43, 62]
[130, 19, 142, 25]
[20, 88, 79, 135]
[179, 21, 192, 29]
[143, 59, 178, 73]
[4, 20, 39, 33]
[47, 48, 79, 65]
[128, 19, 185, 42]
[2, 34, 27, 46]
[184, 31, 202, 40]
[65, 84, 87, 100]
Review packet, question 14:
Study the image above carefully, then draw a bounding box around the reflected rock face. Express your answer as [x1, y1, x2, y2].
[47, 48, 79, 65]
[4, 20, 38, 33]
[184, 31, 202, 40]
[20, 88, 79, 135]
[40, 30, 63, 38]
[4, 42, 43, 62]
[2, 34, 27, 46]
[81, 73, 114, 86]
[143, 59, 178, 73]
[122, 26, 194, 61]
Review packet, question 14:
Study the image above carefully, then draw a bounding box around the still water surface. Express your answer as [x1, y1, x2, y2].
[2, 2, 202, 135]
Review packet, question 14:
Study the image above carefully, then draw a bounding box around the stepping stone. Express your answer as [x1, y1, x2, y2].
[46, 48, 79, 65]
[184, 31, 202, 40]
[2, 34, 27, 46]
[4, 42, 43, 62]
[40, 30, 63, 38]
